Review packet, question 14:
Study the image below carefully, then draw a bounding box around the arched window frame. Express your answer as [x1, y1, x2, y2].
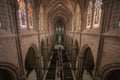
[27, 2, 33, 29]
[18, 0, 33, 30]
[86, 1, 93, 29]
[93, 0, 102, 28]
[18, 0, 27, 29]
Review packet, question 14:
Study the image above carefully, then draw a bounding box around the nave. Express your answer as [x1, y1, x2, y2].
[45, 46, 74, 80]
[0, 0, 120, 80]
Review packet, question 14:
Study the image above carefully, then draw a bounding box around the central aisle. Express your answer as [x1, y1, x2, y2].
[45, 48, 74, 80]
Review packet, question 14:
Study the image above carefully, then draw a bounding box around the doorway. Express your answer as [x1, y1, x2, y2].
[82, 47, 94, 80]
[0, 69, 15, 80]
[25, 47, 37, 80]
[105, 69, 120, 80]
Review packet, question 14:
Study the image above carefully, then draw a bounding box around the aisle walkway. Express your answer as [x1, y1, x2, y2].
[44, 49, 74, 80]
[45, 50, 57, 80]
[62, 50, 74, 80]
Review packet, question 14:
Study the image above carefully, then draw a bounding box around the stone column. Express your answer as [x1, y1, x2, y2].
[15, 1, 26, 80]
[94, 0, 114, 80]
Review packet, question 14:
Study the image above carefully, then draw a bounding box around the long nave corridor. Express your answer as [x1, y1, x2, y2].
[0, 0, 120, 80]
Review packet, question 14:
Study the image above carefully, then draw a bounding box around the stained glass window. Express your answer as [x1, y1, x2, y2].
[27, 3, 33, 29]
[86, 1, 93, 29]
[18, 0, 27, 29]
[93, 0, 102, 28]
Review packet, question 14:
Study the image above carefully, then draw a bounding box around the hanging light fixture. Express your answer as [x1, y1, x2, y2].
[59, 1, 62, 7]
[59, 3, 61, 6]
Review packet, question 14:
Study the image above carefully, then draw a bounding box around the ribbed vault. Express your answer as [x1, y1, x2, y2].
[40, 0, 79, 31]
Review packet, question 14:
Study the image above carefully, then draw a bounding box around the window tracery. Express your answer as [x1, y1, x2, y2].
[18, 0, 27, 29]
[27, 3, 33, 29]
[93, 0, 102, 28]
[86, 1, 93, 29]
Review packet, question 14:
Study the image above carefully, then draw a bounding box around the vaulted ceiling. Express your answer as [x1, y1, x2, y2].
[33, 0, 86, 31]
[41, 0, 78, 29]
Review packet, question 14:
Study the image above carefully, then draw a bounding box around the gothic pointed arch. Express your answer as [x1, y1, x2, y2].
[105, 69, 120, 80]
[0, 63, 19, 80]
[0, 69, 15, 80]
[100, 63, 120, 80]
[25, 44, 42, 80]
[25, 47, 37, 78]
[78, 45, 95, 80]
[82, 47, 94, 76]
